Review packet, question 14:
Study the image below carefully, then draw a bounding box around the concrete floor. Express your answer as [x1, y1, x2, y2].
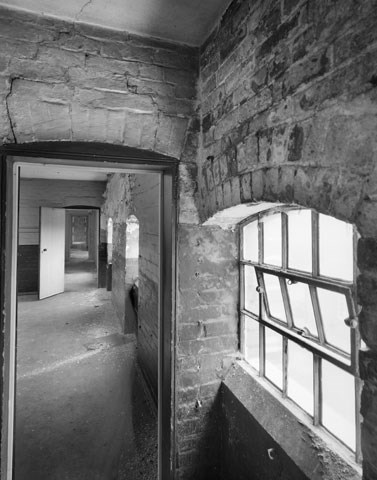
[15, 253, 157, 480]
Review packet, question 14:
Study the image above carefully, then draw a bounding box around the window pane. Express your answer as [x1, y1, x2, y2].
[263, 274, 287, 323]
[244, 266, 259, 315]
[243, 221, 259, 262]
[287, 341, 313, 415]
[322, 361, 355, 451]
[317, 289, 350, 354]
[319, 214, 353, 282]
[265, 328, 283, 389]
[263, 213, 282, 266]
[287, 209, 312, 273]
[287, 282, 318, 337]
[244, 318, 259, 371]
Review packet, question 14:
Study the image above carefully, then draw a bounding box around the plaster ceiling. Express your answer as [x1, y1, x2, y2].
[1, 0, 232, 46]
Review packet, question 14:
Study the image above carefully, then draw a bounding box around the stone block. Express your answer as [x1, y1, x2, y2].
[284, 48, 331, 95]
[231, 176, 241, 206]
[359, 307, 377, 350]
[358, 239, 377, 271]
[283, 0, 301, 16]
[287, 124, 304, 162]
[256, 11, 300, 61]
[238, 87, 273, 123]
[357, 273, 377, 306]
[240, 172, 252, 202]
[237, 133, 258, 172]
[251, 168, 265, 201]
[356, 200, 377, 238]
[8, 80, 73, 142]
[71, 104, 125, 144]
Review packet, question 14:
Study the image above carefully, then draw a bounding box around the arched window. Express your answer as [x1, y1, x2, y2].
[240, 206, 361, 459]
[107, 218, 113, 264]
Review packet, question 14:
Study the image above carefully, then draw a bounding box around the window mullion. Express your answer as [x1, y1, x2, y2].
[258, 219, 263, 265]
[313, 355, 321, 426]
[355, 376, 362, 463]
[259, 323, 265, 377]
[282, 336, 288, 397]
[309, 285, 325, 344]
[282, 212, 288, 270]
[312, 210, 319, 276]
[280, 277, 293, 329]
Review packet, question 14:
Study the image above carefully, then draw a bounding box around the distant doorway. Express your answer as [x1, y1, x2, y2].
[1, 142, 177, 480]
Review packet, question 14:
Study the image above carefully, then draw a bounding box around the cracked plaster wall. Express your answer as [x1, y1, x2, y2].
[0, 5, 200, 224]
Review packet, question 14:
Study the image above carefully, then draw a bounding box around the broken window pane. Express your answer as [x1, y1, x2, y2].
[287, 209, 312, 273]
[319, 214, 353, 282]
[244, 266, 259, 315]
[265, 328, 283, 389]
[263, 213, 282, 266]
[243, 220, 259, 262]
[244, 318, 259, 372]
[322, 361, 355, 451]
[317, 289, 350, 354]
[287, 282, 318, 337]
[287, 341, 313, 416]
[263, 274, 287, 323]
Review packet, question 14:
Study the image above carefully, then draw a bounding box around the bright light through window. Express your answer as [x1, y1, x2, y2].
[240, 207, 360, 459]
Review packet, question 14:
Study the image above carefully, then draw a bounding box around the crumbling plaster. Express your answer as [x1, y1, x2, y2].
[2, 0, 377, 479]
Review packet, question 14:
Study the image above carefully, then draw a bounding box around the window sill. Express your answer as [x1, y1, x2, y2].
[222, 359, 362, 480]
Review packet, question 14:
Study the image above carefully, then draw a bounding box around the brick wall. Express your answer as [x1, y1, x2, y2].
[195, 0, 377, 478]
[175, 225, 239, 478]
[131, 173, 160, 399]
[3, 2, 377, 478]
[102, 173, 161, 397]
[102, 174, 131, 329]
[0, 5, 199, 225]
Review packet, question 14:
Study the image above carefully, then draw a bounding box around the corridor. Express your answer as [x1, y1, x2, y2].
[14, 253, 157, 480]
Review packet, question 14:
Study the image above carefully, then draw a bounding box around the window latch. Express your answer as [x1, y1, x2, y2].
[256, 286, 264, 294]
[344, 316, 358, 328]
[297, 327, 311, 337]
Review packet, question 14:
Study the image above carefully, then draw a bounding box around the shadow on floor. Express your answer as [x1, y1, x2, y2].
[14, 256, 157, 480]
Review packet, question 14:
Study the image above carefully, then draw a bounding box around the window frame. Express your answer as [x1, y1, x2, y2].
[239, 206, 362, 462]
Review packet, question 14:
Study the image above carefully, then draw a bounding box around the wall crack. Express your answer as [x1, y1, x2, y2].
[5, 77, 18, 144]
[75, 0, 94, 22]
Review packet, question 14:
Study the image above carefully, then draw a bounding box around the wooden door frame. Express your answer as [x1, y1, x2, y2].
[0, 142, 178, 480]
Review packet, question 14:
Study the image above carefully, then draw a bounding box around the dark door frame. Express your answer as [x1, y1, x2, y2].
[0, 142, 178, 480]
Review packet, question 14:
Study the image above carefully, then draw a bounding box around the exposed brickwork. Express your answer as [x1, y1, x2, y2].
[3, 1, 377, 478]
[0, 7, 197, 156]
[198, 0, 377, 231]
[0, 6, 200, 225]
[196, 0, 377, 479]
[132, 173, 161, 397]
[102, 172, 161, 398]
[175, 224, 239, 478]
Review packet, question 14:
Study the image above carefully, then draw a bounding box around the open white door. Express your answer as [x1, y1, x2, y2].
[39, 207, 66, 300]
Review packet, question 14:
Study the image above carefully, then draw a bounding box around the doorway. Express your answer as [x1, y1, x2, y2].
[0, 143, 177, 480]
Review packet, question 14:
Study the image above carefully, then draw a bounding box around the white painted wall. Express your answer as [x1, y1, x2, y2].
[19, 179, 106, 246]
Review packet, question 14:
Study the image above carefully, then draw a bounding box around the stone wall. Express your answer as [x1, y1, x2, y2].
[3, 1, 377, 479]
[102, 174, 132, 331]
[195, 0, 377, 478]
[0, 5, 199, 224]
[175, 224, 239, 478]
[132, 173, 160, 398]
[102, 172, 161, 397]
